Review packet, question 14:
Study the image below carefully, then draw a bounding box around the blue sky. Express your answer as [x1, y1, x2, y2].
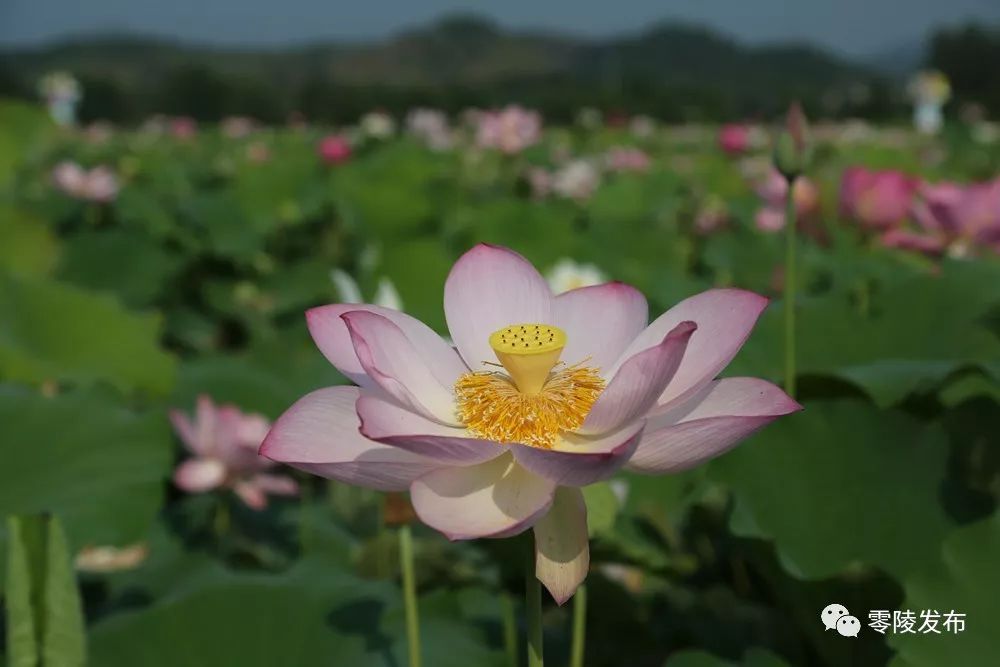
[2, 0, 999, 57]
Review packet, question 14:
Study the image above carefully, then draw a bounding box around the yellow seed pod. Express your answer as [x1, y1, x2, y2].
[489, 324, 566, 394]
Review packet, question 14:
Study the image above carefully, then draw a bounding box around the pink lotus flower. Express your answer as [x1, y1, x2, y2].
[552, 160, 601, 202]
[476, 106, 542, 154]
[718, 124, 750, 156]
[694, 197, 730, 236]
[317, 134, 352, 165]
[171, 396, 299, 510]
[839, 167, 917, 230]
[221, 116, 256, 138]
[261, 244, 799, 603]
[170, 116, 198, 140]
[51, 161, 119, 203]
[604, 146, 651, 173]
[526, 167, 552, 199]
[886, 178, 1000, 256]
[754, 169, 820, 233]
[406, 108, 453, 150]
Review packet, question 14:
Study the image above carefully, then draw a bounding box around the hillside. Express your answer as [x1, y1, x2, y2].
[0, 15, 885, 121]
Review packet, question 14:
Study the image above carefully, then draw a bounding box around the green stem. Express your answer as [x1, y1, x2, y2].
[570, 584, 587, 667]
[784, 177, 798, 398]
[298, 479, 312, 554]
[501, 592, 518, 667]
[399, 524, 421, 667]
[526, 548, 543, 667]
[213, 497, 230, 549]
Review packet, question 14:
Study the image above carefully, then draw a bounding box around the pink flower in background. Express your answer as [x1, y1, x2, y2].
[51, 161, 119, 203]
[171, 396, 299, 510]
[839, 166, 917, 230]
[406, 108, 453, 151]
[526, 167, 553, 199]
[605, 147, 651, 173]
[170, 116, 198, 140]
[317, 134, 352, 165]
[246, 142, 271, 164]
[694, 197, 730, 236]
[754, 169, 820, 232]
[887, 178, 1000, 256]
[221, 116, 256, 138]
[83, 121, 114, 144]
[261, 244, 799, 603]
[718, 124, 750, 156]
[552, 160, 601, 201]
[476, 105, 542, 154]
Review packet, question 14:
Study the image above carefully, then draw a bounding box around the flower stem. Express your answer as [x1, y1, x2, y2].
[784, 177, 798, 398]
[213, 497, 230, 549]
[399, 524, 421, 667]
[501, 592, 518, 667]
[526, 548, 544, 667]
[570, 584, 587, 667]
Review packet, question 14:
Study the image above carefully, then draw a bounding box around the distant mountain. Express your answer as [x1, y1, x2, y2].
[0, 15, 888, 121]
[866, 38, 927, 78]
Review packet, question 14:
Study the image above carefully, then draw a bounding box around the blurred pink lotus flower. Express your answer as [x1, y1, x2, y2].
[51, 161, 119, 203]
[246, 142, 271, 163]
[171, 396, 298, 510]
[552, 160, 601, 201]
[694, 197, 730, 236]
[261, 244, 799, 603]
[317, 134, 352, 165]
[361, 110, 396, 139]
[604, 146, 651, 173]
[754, 169, 820, 233]
[839, 166, 917, 230]
[170, 116, 198, 140]
[526, 167, 553, 199]
[629, 115, 656, 140]
[476, 105, 542, 154]
[83, 121, 114, 144]
[221, 116, 256, 138]
[406, 108, 453, 150]
[887, 178, 1000, 256]
[718, 124, 750, 156]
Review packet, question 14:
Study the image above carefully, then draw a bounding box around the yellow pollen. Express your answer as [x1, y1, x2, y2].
[455, 323, 605, 449]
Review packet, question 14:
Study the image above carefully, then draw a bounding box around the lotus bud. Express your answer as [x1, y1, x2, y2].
[773, 102, 812, 182]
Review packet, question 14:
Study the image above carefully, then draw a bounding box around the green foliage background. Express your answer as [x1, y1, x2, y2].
[0, 98, 998, 666]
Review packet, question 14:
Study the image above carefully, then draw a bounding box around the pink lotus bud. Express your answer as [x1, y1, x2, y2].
[317, 134, 352, 165]
[718, 124, 750, 156]
[773, 102, 811, 180]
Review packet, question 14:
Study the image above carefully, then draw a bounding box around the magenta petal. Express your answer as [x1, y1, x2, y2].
[627, 378, 801, 474]
[612, 289, 769, 409]
[552, 282, 648, 372]
[580, 321, 696, 435]
[173, 458, 226, 493]
[233, 480, 268, 510]
[357, 393, 506, 465]
[444, 244, 552, 371]
[168, 409, 199, 453]
[534, 487, 590, 605]
[512, 420, 645, 487]
[260, 386, 442, 491]
[410, 454, 556, 540]
[342, 311, 460, 425]
[307, 303, 467, 388]
[250, 473, 300, 496]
